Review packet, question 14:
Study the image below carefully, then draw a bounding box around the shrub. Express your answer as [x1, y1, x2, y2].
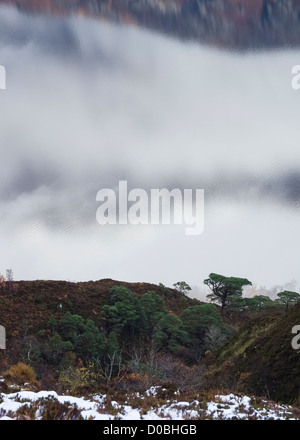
[3, 362, 38, 386]
[58, 362, 102, 393]
[39, 397, 83, 420]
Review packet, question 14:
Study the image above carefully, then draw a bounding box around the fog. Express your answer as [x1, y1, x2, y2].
[0, 7, 300, 295]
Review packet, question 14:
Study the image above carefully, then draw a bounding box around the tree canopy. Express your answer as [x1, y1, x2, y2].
[275, 290, 300, 312]
[204, 273, 252, 313]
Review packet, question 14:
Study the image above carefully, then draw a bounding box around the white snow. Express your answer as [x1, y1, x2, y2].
[0, 388, 297, 420]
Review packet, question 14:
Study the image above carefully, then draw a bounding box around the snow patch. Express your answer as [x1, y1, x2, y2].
[0, 389, 297, 420]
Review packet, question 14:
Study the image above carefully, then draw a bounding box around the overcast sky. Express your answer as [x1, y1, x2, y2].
[0, 6, 300, 298]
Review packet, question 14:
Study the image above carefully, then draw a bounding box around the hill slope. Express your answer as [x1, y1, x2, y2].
[0, 278, 299, 406]
[1, 0, 300, 50]
[0, 278, 198, 337]
[206, 302, 300, 404]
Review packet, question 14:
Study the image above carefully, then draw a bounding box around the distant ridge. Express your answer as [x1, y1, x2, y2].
[1, 0, 300, 50]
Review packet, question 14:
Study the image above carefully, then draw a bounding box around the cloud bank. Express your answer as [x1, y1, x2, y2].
[0, 6, 300, 292]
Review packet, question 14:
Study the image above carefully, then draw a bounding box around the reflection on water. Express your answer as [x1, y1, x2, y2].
[1, 0, 300, 50]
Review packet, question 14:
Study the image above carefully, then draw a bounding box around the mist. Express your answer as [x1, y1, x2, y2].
[1, 6, 300, 293]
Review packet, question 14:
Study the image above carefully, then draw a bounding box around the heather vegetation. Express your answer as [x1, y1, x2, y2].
[0, 272, 299, 413]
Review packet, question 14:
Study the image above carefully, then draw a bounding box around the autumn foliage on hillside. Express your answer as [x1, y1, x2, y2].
[0, 275, 298, 407]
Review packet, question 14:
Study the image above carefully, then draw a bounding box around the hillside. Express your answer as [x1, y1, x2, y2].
[0, 278, 199, 366]
[0, 278, 198, 334]
[205, 302, 300, 405]
[0, 278, 299, 418]
[0, 279, 212, 386]
[1, 0, 300, 50]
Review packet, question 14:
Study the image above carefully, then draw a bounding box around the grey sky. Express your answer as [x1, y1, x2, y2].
[0, 7, 300, 297]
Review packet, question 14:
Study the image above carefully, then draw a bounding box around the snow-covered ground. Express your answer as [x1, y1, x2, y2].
[0, 387, 298, 420]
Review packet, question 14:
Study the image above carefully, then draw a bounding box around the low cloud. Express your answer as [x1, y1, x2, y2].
[0, 7, 300, 289]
